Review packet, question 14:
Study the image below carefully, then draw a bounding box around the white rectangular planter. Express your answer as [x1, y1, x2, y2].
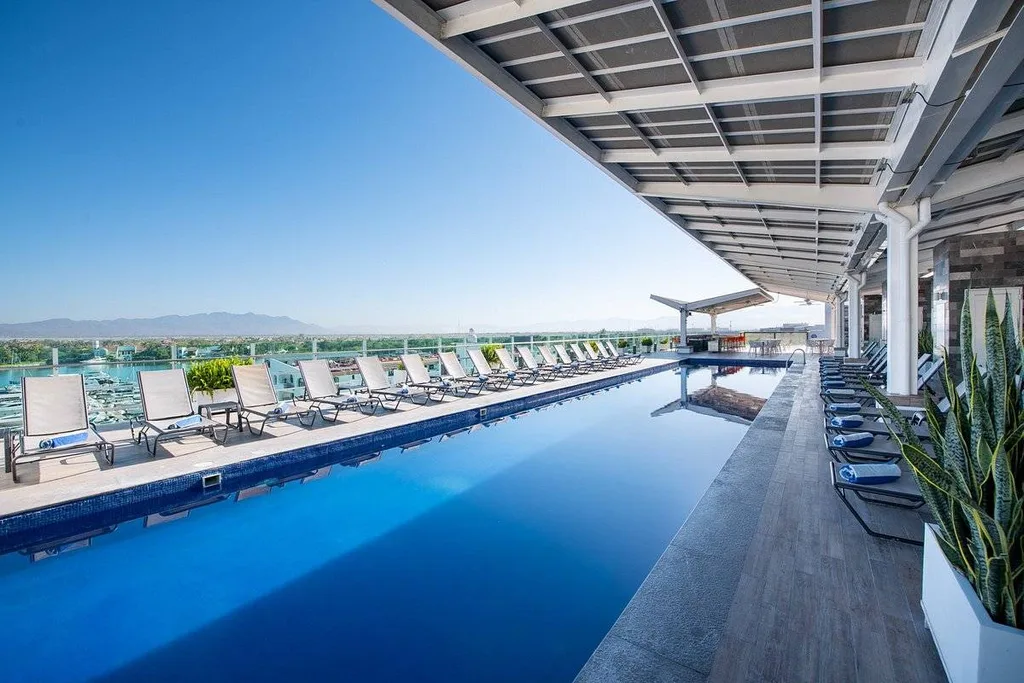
[921, 524, 1024, 683]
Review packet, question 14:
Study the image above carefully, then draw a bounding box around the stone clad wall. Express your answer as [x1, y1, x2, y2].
[931, 230, 1024, 375]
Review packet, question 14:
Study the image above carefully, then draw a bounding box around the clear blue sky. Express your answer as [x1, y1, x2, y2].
[1, 1, 821, 331]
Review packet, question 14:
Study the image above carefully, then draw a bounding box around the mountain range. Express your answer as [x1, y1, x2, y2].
[0, 313, 332, 339]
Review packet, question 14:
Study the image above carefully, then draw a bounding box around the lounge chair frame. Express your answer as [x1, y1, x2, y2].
[298, 360, 383, 422]
[467, 349, 515, 390]
[829, 461, 924, 545]
[438, 351, 493, 394]
[355, 356, 430, 410]
[232, 364, 318, 436]
[132, 369, 229, 456]
[8, 375, 115, 483]
[401, 353, 462, 401]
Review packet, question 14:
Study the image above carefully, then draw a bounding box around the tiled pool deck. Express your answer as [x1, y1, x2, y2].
[576, 360, 947, 683]
[0, 359, 674, 522]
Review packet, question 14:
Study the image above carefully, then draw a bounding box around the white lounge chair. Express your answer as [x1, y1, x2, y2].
[538, 345, 577, 376]
[355, 356, 429, 410]
[8, 374, 114, 483]
[468, 349, 516, 390]
[401, 353, 460, 401]
[515, 345, 560, 380]
[438, 352, 492, 394]
[297, 359, 382, 420]
[553, 343, 591, 372]
[570, 342, 611, 370]
[495, 347, 539, 384]
[604, 340, 641, 365]
[232, 363, 317, 436]
[133, 369, 228, 455]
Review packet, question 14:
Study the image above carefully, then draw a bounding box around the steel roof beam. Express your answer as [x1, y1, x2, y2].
[900, 8, 1024, 202]
[604, 142, 889, 164]
[664, 204, 864, 224]
[542, 60, 923, 117]
[639, 181, 879, 212]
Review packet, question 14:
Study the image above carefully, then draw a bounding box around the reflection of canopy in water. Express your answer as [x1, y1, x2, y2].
[650, 368, 765, 424]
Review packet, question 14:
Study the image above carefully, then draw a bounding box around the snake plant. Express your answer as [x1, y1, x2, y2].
[866, 290, 1023, 629]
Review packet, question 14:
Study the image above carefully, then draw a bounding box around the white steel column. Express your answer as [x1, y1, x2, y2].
[710, 312, 718, 334]
[823, 303, 834, 348]
[679, 309, 690, 354]
[908, 198, 931, 371]
[877, 204, 913, 395]
[847, 274, 864, 358]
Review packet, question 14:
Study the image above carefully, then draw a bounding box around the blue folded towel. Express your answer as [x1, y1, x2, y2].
[506, 371, 517, 378]
[825, 388, 856, 396]
[397, 387, 410, 395]
[830, 415, 864, 428]
[167, 414, 204, 430]
[269, 401, 293, 415]
[828, 402, 862, 412]
[831, 432, 875, 448]
[38, 431, 89, 450]
[837, 463, 901, 485]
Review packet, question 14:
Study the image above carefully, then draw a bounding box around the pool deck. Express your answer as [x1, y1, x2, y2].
[575, 360, 946, 683]
[0, 359, 676, 522]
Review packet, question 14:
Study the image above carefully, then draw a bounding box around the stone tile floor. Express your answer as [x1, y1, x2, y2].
[576, 360, 947, 683]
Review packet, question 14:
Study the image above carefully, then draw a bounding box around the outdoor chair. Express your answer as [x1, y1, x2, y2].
[515, 346, 560, 380]
[495, 347, 540, 384]
[297, 359, 382, 421]
[829, 460, 925, 545]
[468, 349, 517, 389]
[354, 356, 429, 410]
[232, 363, 317, 436]
[132, 369, 228, 455]
[537, 345, 577, 376]
[8, 374, 115, 483]
[438, 351, 497, 393]
[401, 353, 461, 400]
[604, 340, 640, 364]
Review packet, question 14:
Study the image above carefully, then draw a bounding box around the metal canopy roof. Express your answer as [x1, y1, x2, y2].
[377, 0, 1024, 298]
[650, 287, 774, 315]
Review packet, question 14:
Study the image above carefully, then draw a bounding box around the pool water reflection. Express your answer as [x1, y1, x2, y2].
[0, 364, 782, 683]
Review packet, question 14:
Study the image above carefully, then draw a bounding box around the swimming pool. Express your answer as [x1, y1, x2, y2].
[0, 364, 781, 682]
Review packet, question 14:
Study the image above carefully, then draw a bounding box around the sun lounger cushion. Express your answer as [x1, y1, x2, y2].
[831, 432, 875, 448]
[829, 415, 864, 428]
[167, 415, 204, 430]
[38, 431, 89, 450]
[825, 388, 856, 396]
[837, 463, 902, 485]
[822, 379, 847, 387]
[828, 402, 862, 412]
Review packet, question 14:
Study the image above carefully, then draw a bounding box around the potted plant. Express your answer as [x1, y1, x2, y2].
[186, 357, 253, 406]
[641, 337, 654, 353]
[869, 291, 1023, 683]
[617, 339, 629, 350]
[479, 344, 501, 369]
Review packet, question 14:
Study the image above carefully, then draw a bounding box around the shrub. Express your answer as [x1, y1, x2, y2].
[479, 344, 501, 366]
[617, 339, 628, 348]
[186, 357, 253, 397]
[869, 291, 1023, 628]
[918, 328, 934, 356]
[641, 337, 654, 348]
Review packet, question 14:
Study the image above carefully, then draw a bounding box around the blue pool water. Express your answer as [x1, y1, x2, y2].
[0, 364, 781, 682]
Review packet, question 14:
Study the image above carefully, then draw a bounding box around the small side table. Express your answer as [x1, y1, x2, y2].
[198, 401, 242, 432]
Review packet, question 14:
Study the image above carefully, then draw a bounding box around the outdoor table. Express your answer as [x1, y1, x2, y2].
[198, 400, 243, 432]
